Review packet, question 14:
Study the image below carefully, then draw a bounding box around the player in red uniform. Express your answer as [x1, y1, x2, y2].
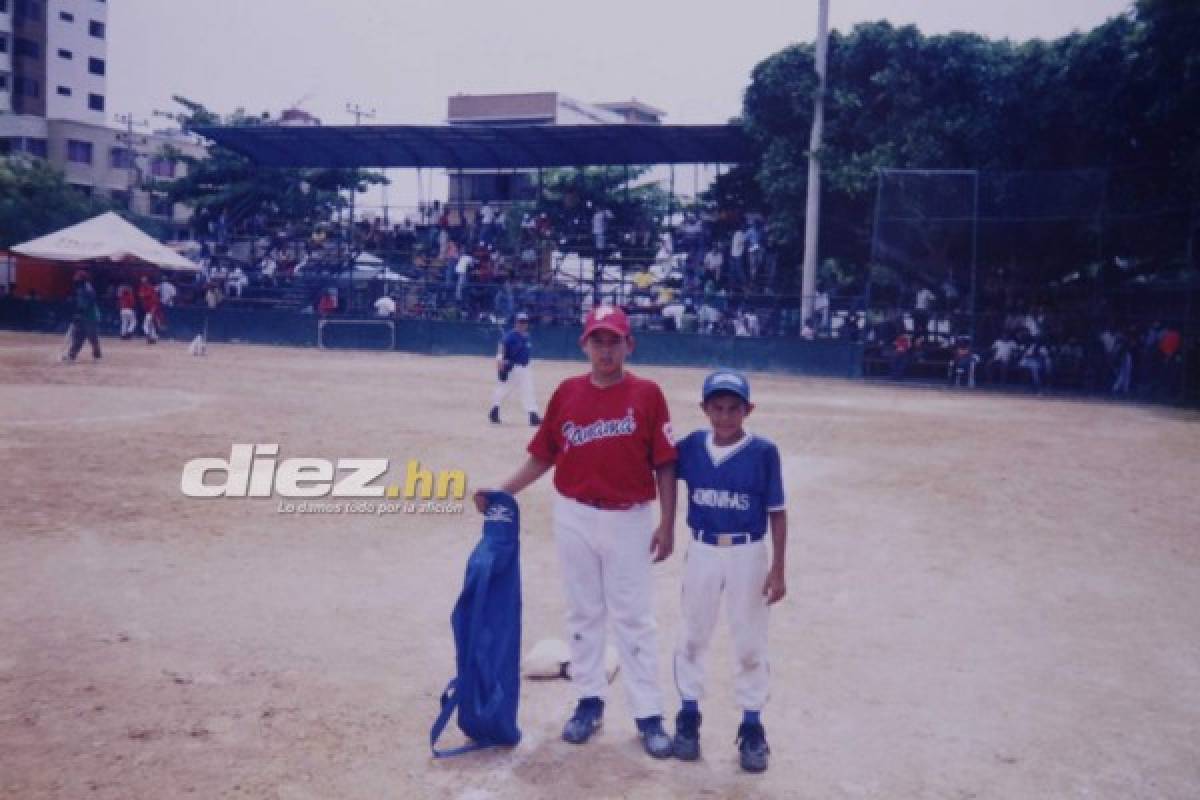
[137, 276, 160, 344]
[474, 305, 678, 758]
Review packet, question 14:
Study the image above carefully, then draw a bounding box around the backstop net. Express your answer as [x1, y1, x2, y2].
[869, 167, 1197, 401]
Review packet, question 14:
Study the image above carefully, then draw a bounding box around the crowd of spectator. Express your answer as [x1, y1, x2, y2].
[869, 288, 1189, 399]
[167, 200, 798, 333]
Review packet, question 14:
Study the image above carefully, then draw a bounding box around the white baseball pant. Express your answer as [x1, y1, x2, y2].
[143, 312, 158, 341]
[554, 494, 662, 720]
[674, 537, 770, 711]
[120, 308, 137, 336]
[491, 364, 537, 414]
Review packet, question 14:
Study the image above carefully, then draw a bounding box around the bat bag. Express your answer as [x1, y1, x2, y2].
[429, 491, 522, 757]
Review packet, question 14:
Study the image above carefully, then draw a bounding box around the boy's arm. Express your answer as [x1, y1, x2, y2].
[649, 461, 677, 563]
[472, 456, 553, 512]
[762, 509, 788, 604]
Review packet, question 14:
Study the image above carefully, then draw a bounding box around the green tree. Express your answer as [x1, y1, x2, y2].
[0, 156, 113, 249]
[507, 166, 673, 253]
[155, 96, 385, 238]
[741, 6, 1199, 294]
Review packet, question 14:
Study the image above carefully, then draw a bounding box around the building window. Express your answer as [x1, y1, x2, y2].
[58, 48, 72, 59]
[58, 10, 72, 21]
[0, 1, 8, 13]
[26, 138, 48, 158]
[109, 147, 135, 169]
[14, 37, 39, 58]
[56, 85, 71, 96]
[0, 74, 8, 91]
[66, 139, 93, 164]
[88, 57, 105, 75]
[0, 36, 7, 54]
[89, 20, 104, 38]
[150, 157, 176, 179]
[70, 183, 93, 198]
[88, 93, 104, 111]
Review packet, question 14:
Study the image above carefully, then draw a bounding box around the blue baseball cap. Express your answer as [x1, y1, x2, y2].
[702, 370, 751, 403]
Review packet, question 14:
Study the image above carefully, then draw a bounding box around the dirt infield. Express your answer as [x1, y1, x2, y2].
[1, 330, 1198, 799]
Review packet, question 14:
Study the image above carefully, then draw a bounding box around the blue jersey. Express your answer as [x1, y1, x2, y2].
[676, 430, 785, 536]
[501, 329, 531, 366]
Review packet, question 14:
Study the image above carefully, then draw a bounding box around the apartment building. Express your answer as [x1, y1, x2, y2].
[445, 92, 665, 205]
[0, 0, 200, 233]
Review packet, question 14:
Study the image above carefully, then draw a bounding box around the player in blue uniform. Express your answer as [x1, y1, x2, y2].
[670, 370, 787, 772]
[489, 311, 541, 426]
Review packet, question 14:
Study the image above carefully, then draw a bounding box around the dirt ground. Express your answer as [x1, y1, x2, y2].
[1, 330, 1198, 800]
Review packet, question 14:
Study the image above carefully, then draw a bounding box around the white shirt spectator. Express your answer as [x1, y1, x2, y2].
[703, 249, 724, 274]
[661, 302, 686, 329]
[698, 303, 722, 333]
[1024, 314, 1042, 337]
[227, 267, 249, 296]
[158, 280, 177, 306]
[261, 255, 277, 278]
[592, 208, 613, 235]
[480, 203, 496, 227]
[991, 338, 1018, 362]
[374, 295, 397, 317]
[455, 254, 473, 276]
[915, 287, 935, 311]
[1099, 329, 1117, 354]
[735, 311, 760, 337]
[813, 290, 830, 321]
[731, 229, 747, 259]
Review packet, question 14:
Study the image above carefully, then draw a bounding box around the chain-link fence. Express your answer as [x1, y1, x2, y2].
[866, 167, 1198, 404]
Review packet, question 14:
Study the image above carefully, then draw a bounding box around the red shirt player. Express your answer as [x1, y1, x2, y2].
[117, 283, 136, 340]
[137, 276, 161, 343]
[474, 305, 678, 759]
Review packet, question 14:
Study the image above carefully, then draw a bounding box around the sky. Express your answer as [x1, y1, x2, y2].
[106, 0, 1133, 212]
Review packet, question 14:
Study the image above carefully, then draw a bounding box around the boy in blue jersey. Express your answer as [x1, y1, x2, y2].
[489, 312, 541, 426]
[671, 369, 787, 772]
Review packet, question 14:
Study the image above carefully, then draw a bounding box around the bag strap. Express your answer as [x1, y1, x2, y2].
[430, 678, 490, 758]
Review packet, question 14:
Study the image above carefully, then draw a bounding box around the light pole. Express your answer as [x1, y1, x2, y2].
[113, 112, 147, 205]
[800, 0, 830, 327]
[345, 102, 376, 262]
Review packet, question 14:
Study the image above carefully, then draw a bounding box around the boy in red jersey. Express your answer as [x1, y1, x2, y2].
[474, 305, 678, 758]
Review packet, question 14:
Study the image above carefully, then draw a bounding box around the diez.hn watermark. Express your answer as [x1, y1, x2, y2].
[180, 444, 467, 515]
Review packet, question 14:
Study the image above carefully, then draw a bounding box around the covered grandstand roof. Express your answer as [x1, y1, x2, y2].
[194, 124, 752, 169]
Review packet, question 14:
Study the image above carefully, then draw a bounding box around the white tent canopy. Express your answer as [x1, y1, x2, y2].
[11, 212, 199, 272]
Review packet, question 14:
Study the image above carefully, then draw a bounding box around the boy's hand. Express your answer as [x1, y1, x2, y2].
[649, 522, 674, 563]
[472, 490, 491, 514]
[762, 566, 786, 604]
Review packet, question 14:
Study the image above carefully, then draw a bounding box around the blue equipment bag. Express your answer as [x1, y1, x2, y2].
[430, 491, 522, 757]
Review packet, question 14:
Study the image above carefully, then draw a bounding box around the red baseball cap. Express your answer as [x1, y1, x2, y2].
[579, 305, 631, 344]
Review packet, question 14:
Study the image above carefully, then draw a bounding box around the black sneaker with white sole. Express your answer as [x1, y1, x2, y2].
[636, 715, 673, 759]
[562, 697, 604, 744]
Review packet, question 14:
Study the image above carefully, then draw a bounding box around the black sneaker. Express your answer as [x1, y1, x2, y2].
[488, 407, 500, 425]
[736, 722, 770, 773]
[672, 709, 701, 761]
[562, 697, 604, 744]
[529, 412, 542, 426]
[636, 715, 672, 759]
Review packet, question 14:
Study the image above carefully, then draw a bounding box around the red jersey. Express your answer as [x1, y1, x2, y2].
[138, 284, 159, 312]
[528, 371, 677, 505]
[117, 287, 135, 310]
